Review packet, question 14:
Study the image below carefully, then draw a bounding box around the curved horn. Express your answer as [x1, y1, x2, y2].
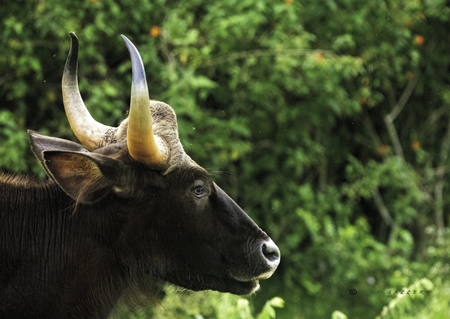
[121, 35, 169, 168]
[62, 32, 115, 150]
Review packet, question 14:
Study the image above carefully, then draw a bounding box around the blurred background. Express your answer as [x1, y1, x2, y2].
[1, 0, 449, 318]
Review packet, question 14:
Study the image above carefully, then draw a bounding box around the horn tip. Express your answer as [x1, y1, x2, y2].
[121, 34, 133, 48]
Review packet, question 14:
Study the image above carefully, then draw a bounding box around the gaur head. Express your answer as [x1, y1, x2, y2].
[29, 33, 280, 296]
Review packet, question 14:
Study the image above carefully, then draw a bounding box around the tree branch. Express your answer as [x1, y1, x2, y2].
[384, 113, 405, 159]
[389, 72, 421, 122]
[372, 187, 393, 226]
[434, 116, 450, 236]
[384, 71, 421, 159]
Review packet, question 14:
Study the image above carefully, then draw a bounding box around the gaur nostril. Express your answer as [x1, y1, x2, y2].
[262, 240, 281, 263]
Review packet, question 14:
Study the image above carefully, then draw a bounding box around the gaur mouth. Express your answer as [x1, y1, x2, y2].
[165, 273, 261, 295]
[226, 278, 260, 295]
[200, 277, 260, 295]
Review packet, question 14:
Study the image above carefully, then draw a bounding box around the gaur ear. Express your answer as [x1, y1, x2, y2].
[42, 151, 119, 203]
[29, 130, 119, 204]
[29, 130, 88, 167]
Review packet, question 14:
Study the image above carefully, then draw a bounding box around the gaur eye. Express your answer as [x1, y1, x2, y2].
[192, 185, 206, 198]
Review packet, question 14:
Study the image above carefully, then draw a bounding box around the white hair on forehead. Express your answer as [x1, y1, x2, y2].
[115, 101, 197, 173]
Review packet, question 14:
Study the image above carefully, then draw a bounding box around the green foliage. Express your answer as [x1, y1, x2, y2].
[331, 311, 348, 319]
[0, 110, 28, 172]
[2, 0, 450, 318]
[111, 288, 284, 319]
[375, 278, 434, 319]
